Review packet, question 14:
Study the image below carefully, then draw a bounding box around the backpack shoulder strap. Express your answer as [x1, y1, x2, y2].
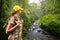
[3, 17, 11, 28]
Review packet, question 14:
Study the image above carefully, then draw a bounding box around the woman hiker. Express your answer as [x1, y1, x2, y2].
[4, 5, 23, 40]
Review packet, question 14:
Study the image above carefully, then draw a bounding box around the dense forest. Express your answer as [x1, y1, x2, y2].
[38, 0, 60, 37]
[0, 0, 60, 40]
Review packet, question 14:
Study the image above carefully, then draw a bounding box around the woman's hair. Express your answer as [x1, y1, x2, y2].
[11, 10, 18, 16]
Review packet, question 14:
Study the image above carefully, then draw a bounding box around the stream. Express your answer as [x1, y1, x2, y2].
[26, 21, 60, 40]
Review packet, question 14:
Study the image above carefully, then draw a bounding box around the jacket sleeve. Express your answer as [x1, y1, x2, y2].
[8, 16, 15, 25]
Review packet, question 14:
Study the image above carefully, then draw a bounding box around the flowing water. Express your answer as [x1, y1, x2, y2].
[26, 21, 60, 40]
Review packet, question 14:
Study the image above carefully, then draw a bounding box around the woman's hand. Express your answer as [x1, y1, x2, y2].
[15, 19, 23, 27]
[16, 21, 20, 26]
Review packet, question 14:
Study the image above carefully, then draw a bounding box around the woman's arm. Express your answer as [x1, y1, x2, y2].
[6, 21, 20, 34]
[6, 24, 17, 34]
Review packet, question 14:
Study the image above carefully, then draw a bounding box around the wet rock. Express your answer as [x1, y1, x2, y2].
[26, 21, 60, 40]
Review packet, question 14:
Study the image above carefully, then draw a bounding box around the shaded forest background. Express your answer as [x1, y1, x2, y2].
[0, 0, 60, 40]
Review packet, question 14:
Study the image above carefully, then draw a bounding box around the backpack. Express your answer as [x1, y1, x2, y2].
[3, 17, 11, 29]
[3, 16, 20, 29]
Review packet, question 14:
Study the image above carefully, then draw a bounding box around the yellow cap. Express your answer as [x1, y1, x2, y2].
[13, 5, 23, 11]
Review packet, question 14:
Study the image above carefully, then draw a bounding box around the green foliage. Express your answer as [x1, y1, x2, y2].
[22, 37, 28, 40]
[41, 0, 60, 14]
[27, 3, 43, 19]
[32, 38, 39, 40]
[38, 0, 60, 38]
[38, 14, 60, 37]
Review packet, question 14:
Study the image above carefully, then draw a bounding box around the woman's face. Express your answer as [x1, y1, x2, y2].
[18, 10, 22, 15]
[15, 10, 22, 17]
[19, 10, 22, 13]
